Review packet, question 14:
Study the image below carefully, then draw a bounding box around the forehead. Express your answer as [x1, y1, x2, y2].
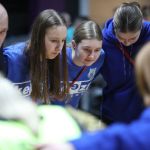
[79, 39, 102, 47]
[0, 5, 8, 17]
[45, 25, 67, 38]
[0, 15, 8, 30]
[116, 31, 140, 39]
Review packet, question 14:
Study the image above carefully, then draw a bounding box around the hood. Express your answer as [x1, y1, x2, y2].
[102, 18, 118, 43]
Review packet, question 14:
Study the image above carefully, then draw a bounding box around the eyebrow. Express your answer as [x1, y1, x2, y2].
[82, 46, 101, 49]
[117, 34, 137, 41]
[47, 36, 66, 40]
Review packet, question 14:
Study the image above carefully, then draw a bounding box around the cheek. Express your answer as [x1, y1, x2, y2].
[45, 41, 54, 50]
[92, 53, 100, 62]
[59, 43, 64, 51]
[45, 39, 48, 49]
[96, 53, 100, 59]
[0, 33, 6, 41]
[78, 52, 86, 60]
[133, 38, 139, 43]
[118, 39, 124, 43]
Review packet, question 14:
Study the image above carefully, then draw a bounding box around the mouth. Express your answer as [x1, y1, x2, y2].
[47, 52, 59, 59]
[85, 59, 95, 62]
[52, 53, 57, 55]
[52, 52, 60, 55]
[84, 59, 96, 65]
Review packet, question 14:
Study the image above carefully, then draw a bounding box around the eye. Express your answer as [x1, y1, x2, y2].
[84, 49, 91, 54]
[116, 34, 124, 41]
[83, 48, 90, 52]
[129, 37, 136, 41]
[118, 37, 124, 41]
[95, 49, 100, 52]
[0, 30, 7, 35]
[51, 40, 57, 43]
[62, 39, 65, 43]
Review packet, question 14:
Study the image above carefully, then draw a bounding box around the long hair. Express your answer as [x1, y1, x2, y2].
[113, 2, 143, 33]
[27, 9, 69, 103]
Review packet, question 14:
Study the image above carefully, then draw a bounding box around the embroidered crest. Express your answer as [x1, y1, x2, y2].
[88, 68, 96, 80]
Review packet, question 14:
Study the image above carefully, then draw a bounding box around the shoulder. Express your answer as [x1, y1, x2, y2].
[141, 21, 150, 34]
[4, 42, 27, 54]
[143, 20, 150, 27]
[103, 18, 113, 30]
[66, 46, 73, 57]
[100, 49, 105, 57]
[140, 108, 150, 119]
[92, 49, 105, 68]
[137, 21, 150, 43]
[3, 42, 27, 60]
[98, 49, 105, 63]
[102, 18, 118, 46]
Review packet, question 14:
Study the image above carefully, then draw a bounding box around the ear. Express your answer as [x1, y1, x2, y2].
[71, 40, 77, 49]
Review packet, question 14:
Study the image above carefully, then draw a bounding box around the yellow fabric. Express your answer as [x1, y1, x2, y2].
[0, 121, 36, 150]
[0, 105, 105, 149]
[37, 105, 81, 143]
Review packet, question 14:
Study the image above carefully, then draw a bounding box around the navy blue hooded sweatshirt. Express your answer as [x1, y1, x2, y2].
[101, 19, 150, 123]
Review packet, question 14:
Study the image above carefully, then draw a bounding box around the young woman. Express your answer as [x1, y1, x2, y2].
[36, 42, 150, 150]
[100, 2, 150, 123]
[3, 9, 69, 104]
[52, 20, 105, 108]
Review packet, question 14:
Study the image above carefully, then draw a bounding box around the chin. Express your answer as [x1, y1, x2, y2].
[86, 60, 96, 66]
[46, 57, 54, 60]
[122, 42, 136, 46]
[84, 63, 93, 66]
[47, 55, 58, 59]
[122, 43, 131, 46]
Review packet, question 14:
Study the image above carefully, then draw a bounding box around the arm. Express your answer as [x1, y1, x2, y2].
[70, 119, 150, 150]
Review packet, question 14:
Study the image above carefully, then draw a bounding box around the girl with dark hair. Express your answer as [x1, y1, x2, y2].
[100, 2, 150, 124]
[3, 9, 70, 104]
[52, 20, 105, 107]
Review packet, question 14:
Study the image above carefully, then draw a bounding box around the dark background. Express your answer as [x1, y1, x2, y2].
[1, 0, 79, 37]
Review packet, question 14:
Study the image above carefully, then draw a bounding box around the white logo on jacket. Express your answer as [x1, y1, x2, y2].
[88, 68, 96, 80]
[69, 68, 97, 95]
[14, 81, 31, 96]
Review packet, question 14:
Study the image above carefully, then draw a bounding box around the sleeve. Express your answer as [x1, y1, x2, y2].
[70, 119, 150, 150]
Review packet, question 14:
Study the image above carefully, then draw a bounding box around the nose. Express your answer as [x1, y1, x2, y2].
[88, 51, 95, 58]
[123, 39, 132, 46]
[54, 42, 61, 52]
[56, 41, 64, 49]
